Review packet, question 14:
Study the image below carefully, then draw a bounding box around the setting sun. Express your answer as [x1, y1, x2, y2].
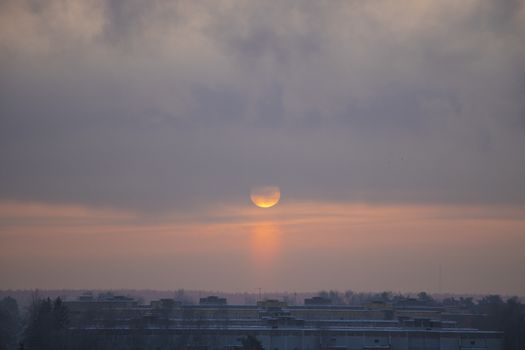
[250, 186, 281, 208]
[1, 1, 523, 348]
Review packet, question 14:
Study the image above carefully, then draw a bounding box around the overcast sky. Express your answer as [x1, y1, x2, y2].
[1, 0, 524, 294]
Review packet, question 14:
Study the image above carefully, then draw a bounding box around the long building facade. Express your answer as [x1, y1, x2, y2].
[62, 294, 503, 350]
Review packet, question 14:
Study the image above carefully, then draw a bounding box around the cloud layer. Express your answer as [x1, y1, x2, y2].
[1, 0, 525, 211]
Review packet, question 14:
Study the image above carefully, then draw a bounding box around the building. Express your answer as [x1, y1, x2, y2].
[62, 294, 503, 350]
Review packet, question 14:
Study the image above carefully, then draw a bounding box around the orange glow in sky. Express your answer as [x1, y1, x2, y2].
[251, 221, 280, 265]
[0, 200, 524, 294]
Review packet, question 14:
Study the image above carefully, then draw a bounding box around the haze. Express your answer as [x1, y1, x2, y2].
[1, 0, 524, 295]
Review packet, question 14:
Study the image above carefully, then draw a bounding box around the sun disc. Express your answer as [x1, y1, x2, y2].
[250, 186, 281, 208]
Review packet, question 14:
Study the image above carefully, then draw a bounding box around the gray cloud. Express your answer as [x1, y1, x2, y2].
[1, 0, 524, 212]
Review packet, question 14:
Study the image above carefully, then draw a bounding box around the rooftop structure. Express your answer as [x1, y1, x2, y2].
[200, 295, 228, 305]
[305, 296, 332, 306]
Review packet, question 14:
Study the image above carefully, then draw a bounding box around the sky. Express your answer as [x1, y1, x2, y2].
[1, 0, 525, 295]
